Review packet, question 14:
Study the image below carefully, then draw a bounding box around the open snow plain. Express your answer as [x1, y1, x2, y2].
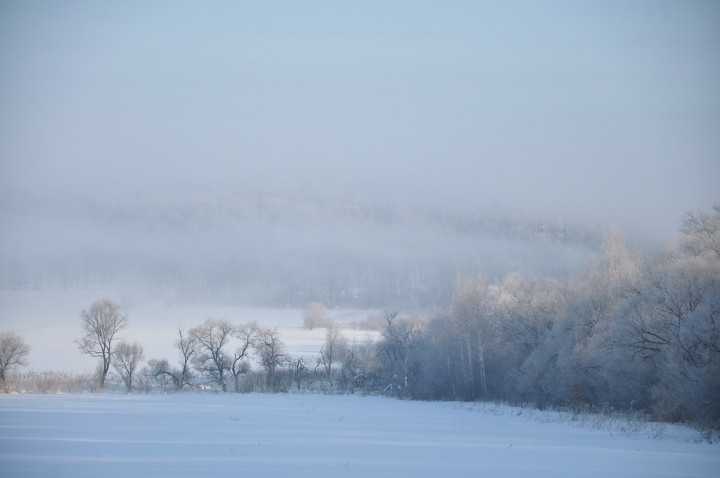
[1, 393, 718, 478]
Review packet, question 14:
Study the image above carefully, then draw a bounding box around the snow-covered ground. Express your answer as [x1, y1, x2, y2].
[0, 289, 379, 372]
[0, 393, 717, 478]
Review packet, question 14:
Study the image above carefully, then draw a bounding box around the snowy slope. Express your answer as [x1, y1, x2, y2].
[1, 393, 717, 478]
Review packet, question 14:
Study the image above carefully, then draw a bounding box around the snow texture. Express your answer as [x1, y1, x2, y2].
[1, 393, 717, 478]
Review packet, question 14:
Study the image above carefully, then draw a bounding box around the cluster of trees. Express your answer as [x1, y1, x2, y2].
[145, 320, 297, 394]
[147, 320, 289, 394]
[70, 302, 294, 394]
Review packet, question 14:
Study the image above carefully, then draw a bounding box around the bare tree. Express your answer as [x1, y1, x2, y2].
[290, 356, 308, 391]
[76, 299, 128, 388]
[190, 319, 235, 391]
[231, 322, 257, 392]
[113, 342, 144, 392]
[254, 327, 285, 391]
[0, 331, 30, 392]
[318, 324, 346, 387]
[149, 327, 197, 392]
[174, 327, 197, 390]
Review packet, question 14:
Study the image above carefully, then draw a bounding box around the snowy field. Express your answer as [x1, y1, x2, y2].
[1, 393, 718, 478]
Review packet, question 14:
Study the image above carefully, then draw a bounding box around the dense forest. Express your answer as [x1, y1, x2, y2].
[377, 205, 719, 428]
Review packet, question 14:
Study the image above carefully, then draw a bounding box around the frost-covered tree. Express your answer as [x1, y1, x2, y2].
[0, 331, 30, 392]
[443, 278, 493, 399]
[497, 275, 562, 355]
[621, 251, 720, 425]
[76, 299, 128, 388]
[375, 312, 424, 397]
[511, 232, 640, 407]
[681, 204, 720, 258]
[339, 338, 374, 394]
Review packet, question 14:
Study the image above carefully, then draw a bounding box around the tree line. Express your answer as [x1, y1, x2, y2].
[68, 301, 297, 395]
[1, 205, 718, 429]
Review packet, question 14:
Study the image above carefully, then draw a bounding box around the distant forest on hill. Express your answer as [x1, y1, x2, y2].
[0, 190, 602, 307]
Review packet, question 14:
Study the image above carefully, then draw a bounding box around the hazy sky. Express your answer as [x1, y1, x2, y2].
[1, 1, 719, 241]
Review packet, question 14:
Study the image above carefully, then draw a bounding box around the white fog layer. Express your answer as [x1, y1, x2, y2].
[2, 1, 718, 246]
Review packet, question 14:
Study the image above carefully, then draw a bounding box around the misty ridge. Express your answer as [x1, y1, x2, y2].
[0, 188, 601, 308]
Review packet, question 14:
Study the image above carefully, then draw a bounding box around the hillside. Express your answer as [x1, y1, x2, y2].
[1, 189, 601, 308]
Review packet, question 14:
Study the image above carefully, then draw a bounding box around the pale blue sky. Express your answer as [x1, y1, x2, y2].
[1, 1, 719, 240]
